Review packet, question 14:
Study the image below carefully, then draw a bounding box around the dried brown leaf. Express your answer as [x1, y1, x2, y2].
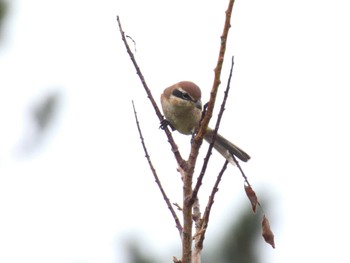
[244, 184, 259, 213]
[262, 214, 275, 248]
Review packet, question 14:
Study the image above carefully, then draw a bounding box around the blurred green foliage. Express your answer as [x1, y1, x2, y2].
[0, 0, 7, 39]
[126, 241, 159, 263]
[127, 203, 265, 263]
[213, 207, 261, 263]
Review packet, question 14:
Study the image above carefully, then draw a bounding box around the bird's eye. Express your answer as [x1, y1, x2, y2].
[182, 93, 192, 101]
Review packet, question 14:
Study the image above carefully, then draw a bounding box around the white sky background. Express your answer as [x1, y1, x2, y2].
[0, 0, 350, 262]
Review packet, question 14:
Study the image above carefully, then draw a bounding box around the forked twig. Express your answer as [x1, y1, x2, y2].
[132, 101, 183, 236]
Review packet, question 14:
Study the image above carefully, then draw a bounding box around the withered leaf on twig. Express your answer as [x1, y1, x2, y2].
[262, 214, 275, 248]
[244, 184, 259, 213]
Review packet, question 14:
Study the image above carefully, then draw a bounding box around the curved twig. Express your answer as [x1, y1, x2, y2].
[132, 101, 183, 236]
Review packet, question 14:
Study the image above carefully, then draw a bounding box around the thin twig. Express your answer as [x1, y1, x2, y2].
[186, 0, 236, 186]
[126, 35, 137, 52]
[231, 155, 250, 185]
[232, 156, 257, 213]
[132, 101, 183, 236]
[117, 16, 185, 169]
[195, 160, 229, 253]
[192, 0, 236, 147]
[191, 56, 235, 205]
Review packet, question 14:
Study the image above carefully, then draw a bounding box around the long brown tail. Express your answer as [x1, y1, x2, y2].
[204, 128, 250, 163]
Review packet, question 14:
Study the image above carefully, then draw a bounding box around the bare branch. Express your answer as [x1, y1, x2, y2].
[193, 0, 236, 147]
[191, 56, 235, 205]
[132, 101, 183, 236]
[117, 16, 185, 169]
[182, 1, 236, 262]
[195, 160, 229, 254]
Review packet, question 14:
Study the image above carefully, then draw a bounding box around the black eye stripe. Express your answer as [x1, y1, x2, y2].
[172, 89, 193, 101]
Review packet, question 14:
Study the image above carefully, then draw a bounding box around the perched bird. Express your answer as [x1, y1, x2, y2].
[160, 81, 250, 164]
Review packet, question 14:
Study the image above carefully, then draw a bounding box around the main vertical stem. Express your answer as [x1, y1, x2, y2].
[181, 0, 235, 262]
[182, 166, 193, 263]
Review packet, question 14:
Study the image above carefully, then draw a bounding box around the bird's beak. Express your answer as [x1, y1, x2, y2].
[195, 100, 202, 110]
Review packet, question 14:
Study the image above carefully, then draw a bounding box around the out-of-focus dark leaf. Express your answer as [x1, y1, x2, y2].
[203, 206, 261, 263]
[125, 240, 159, 263]
[18, 90, 61, 154]
[32, 91, 60, 133]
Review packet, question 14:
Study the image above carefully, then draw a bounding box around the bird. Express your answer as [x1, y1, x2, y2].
[160, 81, 250, 164]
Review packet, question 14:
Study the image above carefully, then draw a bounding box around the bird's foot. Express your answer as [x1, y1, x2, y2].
[160, 119, 175, 131]
[201, 102, 209, 120]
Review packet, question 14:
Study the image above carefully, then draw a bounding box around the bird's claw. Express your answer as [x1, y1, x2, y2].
[201, 102, 209, 120]
[160, 119, 175, 131]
